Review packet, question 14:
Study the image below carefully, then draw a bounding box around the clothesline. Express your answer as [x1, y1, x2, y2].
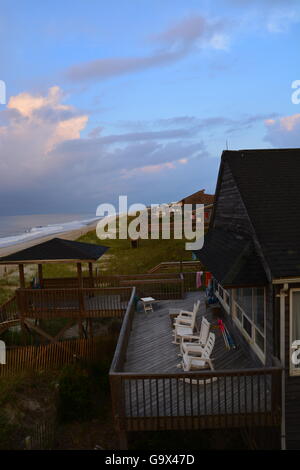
[196, 271, 212, 288]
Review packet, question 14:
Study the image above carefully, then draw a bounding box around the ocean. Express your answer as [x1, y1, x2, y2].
[0, 213, 100, 248]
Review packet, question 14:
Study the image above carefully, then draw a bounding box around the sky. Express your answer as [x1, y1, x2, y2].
[0, 0, 300, 216]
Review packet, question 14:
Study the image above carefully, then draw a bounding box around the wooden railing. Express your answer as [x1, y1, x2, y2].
[109, 296, 282, 436]
[119, 277, 183, 300]
[42, 273, 184, 300]
[148, 261, 204, 273]
[0, 295, 19, 323]
[110, 368, 282, 432]
[42, 276, 120, 289]
[181, 271, 203, 292]
[16, 287, 133, 319]
[110, 287, 136, 372]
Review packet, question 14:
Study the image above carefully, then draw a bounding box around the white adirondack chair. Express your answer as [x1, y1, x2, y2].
[179, 316, 210, 356]
[174, 300, 200, 326]
[172, 304, 199, 344]
[178, 332, 215, 371]
[173, 301, 199, 330]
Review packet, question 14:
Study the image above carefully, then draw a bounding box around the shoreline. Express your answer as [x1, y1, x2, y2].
[0, 220, 98, 275]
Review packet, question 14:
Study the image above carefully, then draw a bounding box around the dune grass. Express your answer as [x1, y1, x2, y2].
[77, 229, 192, 275]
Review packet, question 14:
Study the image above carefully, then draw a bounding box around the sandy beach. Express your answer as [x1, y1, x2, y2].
[0, 220, 98, 275]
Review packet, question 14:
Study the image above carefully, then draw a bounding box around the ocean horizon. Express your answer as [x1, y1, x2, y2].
[0, 213, 100, 248]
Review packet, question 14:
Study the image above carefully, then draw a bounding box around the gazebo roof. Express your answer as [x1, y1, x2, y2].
[0, 237, 109, 264]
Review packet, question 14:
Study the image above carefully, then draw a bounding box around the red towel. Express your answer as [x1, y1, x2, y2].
[204, 272, 212, 286]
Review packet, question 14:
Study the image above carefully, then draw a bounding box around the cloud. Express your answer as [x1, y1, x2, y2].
[264, 113, 300, 147]
[65, 15, 230, 82]
[7, 86, 68, 118]
[266, 9, 299, 33]
[0, 86, 88, 186]
[115, 112, 279, 135]
[228, 0, 300, 33]
[0, 85, 280, 215]
[0, 86, 212, 214]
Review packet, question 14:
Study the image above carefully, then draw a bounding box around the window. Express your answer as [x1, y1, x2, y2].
[290, 290, 300, 375]
[233, 287, 266, 362]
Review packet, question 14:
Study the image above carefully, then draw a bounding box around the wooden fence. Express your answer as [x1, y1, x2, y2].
[15, 286, 132, 319]
[41, 274, 184, 301]
[119, 277, 183, 300]
[0, 336, 117, 377]
[148, 260, 204, 273]
[24, 422, 56, 450]
[0, 270, 202, 326]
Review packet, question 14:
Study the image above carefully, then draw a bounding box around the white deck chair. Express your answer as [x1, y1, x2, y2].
[179, 316, 210, 356]
[174, 300, 200, 326]
[178, 332, 215, 370]
[172, 301, 201, 344]
[172, 307, 198, 344]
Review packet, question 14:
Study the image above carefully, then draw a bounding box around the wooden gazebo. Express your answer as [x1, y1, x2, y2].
[0, 238, 115, 341]
[0, 237, 109, 290]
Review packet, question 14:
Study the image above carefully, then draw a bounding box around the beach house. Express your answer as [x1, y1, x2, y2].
[195, 148, 300, 449]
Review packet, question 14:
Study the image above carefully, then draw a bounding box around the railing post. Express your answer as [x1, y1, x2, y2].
[110, 374, 128, 449]
[271, 369, 282, 424]
[180, 273, 185, 298]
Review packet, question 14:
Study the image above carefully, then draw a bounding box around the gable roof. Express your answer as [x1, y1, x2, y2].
[0, 238, 109, 264]
[180, 189, 214, 206]
[219, 148, 300, 279]
[194, 228, 267, 287]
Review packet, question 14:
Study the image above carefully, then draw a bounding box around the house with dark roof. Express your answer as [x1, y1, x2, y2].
[195, 148, 300, 450]
[179, 188, 215, 206]
[177, 189, 214, 227]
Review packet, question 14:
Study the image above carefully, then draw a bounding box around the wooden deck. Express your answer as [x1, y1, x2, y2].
[124, 292, 257, 373]
[110, 291, 282, 440]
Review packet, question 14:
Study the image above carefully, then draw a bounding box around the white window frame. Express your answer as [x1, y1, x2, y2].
[215, 282, 230, 313]
[232, 287, 266, 364]
[289, 288, 300, 376]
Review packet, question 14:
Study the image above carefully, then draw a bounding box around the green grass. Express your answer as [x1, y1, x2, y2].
[0, 286, 13, 304]
[77, 229, 193, 275]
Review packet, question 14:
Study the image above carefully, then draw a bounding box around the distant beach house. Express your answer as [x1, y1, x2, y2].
[172, 188, 214, 226]
[194, 148, 300, 450]
[179, 188, 215, 207]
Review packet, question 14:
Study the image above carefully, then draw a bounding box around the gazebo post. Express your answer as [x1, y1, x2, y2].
[77, 262, 84, 337]
[18, 263, 27, 343]
[88, 262, 94, 287]
[88, 262, 94, 337]
[38, 264, 43, 288]
[18, 263, 25, 289]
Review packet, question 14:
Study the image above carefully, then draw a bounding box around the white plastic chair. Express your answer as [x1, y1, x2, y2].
[173, 300, 200, 327]
[178, 332, 215, 371]
[179, 316, 210, 356]
[173, 310, 197, 344]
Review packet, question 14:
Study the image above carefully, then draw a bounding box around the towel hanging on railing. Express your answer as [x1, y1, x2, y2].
[196, 271, 203, 288]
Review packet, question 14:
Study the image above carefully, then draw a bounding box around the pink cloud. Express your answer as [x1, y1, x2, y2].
[264, 113, 300, 147]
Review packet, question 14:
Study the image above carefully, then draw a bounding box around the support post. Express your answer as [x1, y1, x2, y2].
[77, 263, 84, 337]
[110, 374, 128, 450]
[19, 264, 25, 288]
[18, 264, 27, 343]
[88, 262, 94, 288]
[38, 264, 43, 288]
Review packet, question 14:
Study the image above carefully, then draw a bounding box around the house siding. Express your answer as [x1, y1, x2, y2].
[213, 162, 252, 236]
